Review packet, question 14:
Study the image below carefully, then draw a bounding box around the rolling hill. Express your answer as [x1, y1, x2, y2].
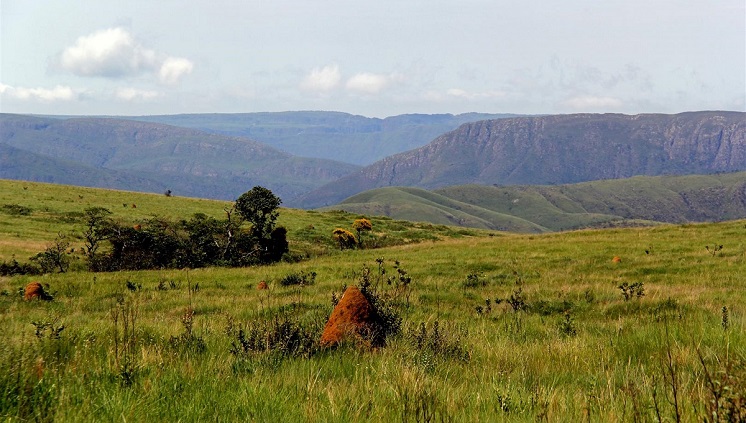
[324, 172, 746, 232]
[299, 111, 746, 208]
[125, 111, 518, 165]
[0, 114, 360, 201]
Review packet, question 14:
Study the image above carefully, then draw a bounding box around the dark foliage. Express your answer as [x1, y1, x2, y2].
[279, 270, 316, 287]
[1, 204, 32, 216]
[80, 187, 288, 271]
[0, 259, 41, 276]
[234, 186, 281, 240]
[230, 313, 320, 359]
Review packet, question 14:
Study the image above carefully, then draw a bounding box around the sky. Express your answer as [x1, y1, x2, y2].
[1, 0, 744, 118]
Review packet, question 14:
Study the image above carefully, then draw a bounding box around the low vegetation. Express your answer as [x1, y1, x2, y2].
[0, 180, 745, 421]
[329, 172, 746, 232]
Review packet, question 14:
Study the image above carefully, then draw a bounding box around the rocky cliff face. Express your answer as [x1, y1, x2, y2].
[297, 112, 746, 208]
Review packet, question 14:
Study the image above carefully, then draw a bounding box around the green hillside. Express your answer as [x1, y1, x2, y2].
[0, 179, 486, 261]
[325, 187, 548, 232]
[327, 172, 746, 232]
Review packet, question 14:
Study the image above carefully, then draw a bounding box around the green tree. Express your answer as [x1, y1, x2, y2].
[32, 233, 72, 273]
[234, 186, 282, 240]
[82, 207, 113, 271]
[234, 186, 287, 263]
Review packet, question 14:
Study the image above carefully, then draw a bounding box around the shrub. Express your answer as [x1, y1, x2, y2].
[406, 320, 470, 367]
[1, 204, 32, 216]
[230, 313, 321, 359]
[332, 228, 357, 250]
[352, 218, 372, 246]
[169, 308, 206, 356]
[558, 312, 578, 337]
[279, 271, 317, 287]
[357, 269, 403, 343]
[618, 282, 645, 301]
[463, 272, 487, 288]
[30, 234, 72, 273]
[506, 287, 527, 312]
[0, 259, 41, 276]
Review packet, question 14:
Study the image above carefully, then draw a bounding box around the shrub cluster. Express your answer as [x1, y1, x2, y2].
[230, 314, 321, 359]
[279, 271, 317, 287]
[83, 186, 288, 271]
[0, 259, 42, 276]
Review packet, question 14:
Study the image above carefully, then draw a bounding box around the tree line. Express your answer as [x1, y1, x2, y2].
[1, 186, 288, 274]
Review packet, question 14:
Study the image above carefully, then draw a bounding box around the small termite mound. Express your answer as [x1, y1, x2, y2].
[320, 286, 385, 348]
[24, 282, 53, 301]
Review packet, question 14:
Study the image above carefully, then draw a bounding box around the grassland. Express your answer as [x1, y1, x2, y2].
[1, 180, 744, 422]
[330, 172, 746, 232]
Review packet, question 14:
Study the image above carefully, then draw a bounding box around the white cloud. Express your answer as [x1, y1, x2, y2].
[562, 95, 623, 109]
[57, 27, 193, 84]
[0, 83, 76, 102]
[159, 57, 194, 85]
[446, 88, 506, 100]
[300, 64, 341, 93]
[115, 87, 161, 101]
[346, 72, 393, 94]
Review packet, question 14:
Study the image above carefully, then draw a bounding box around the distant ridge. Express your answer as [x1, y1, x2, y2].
[126, 111, 519, 165]
[298, 111, 746, 208]
[324, 172, 746, 232]
[0, 113, 359, 201]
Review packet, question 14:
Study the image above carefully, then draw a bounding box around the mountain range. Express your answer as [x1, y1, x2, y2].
[0, 114, 358, 201]
[298, 111, 746, 208]
[2, 110, 745, 228]
[123, 111, 517, 165]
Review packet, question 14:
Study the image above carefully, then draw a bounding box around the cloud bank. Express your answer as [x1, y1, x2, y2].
[346, 72, 401, 94]
[0, 83, 76, 102]
[300, 64, 341, 93]
[57, 27, 193, 84]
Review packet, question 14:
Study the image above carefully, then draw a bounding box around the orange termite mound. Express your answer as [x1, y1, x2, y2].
[612, 256, 622, 263]
[257, 281, 268, 290]
[24, 282, 53, 301]
[320, 286, 384, 348]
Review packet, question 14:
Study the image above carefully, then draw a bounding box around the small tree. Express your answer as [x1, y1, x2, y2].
[352, 218, 372, 247]
[332, 228, 357, 250]
[82, 207, 113, 270]
[234, 186, 282, 240]
[32, 234, 72, 273]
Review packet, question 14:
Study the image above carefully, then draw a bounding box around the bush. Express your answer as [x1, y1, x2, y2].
[230, 313, 321, 359]
[0, 259, 41, 276]
[30, 235, 72, 273]
[1, 204, 32, 216]
[463, 272, 487, 288]
[279, 271, 317, 287]
[332, 228, 357, 250]
[406, 320, 470, 368]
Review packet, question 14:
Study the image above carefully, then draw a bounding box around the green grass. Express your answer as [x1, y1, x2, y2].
[1, 180, 745, 421]
[0, 179, 482, 261]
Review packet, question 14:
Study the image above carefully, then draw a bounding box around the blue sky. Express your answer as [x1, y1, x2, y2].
[1, 0, 744, 117]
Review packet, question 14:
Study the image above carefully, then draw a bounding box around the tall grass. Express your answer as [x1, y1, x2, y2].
[1, 180, 745, 421]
